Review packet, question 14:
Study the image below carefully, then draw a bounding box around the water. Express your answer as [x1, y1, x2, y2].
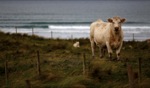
[0, 0, 150, 41]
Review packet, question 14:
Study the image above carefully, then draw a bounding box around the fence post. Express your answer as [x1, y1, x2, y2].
[71, 34, 73, 39]
[5, 60, 8, 87]
[51, 31, 53, 39]
[138, 58, 142, 84]
[25, 80, 31, 88]
[83, 53, 86, 76]
[32, 28, 34, 35]
[132, 33, 135, 41]
[127, 64, 134, 88]
[37, 51, 41, 76]
[71, 34, 73, 43]
[15, 27, 17, 34]
[127, 64, 138, 88]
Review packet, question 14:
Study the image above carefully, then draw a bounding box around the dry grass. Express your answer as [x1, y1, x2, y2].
[0, 31, 150, 88]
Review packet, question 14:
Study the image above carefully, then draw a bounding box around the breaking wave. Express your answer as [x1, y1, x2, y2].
[48, 25, 150, 34]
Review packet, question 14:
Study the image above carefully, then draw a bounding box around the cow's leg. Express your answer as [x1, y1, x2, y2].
[116, 42, 123, 60]
[106, 42, 113, 60]
[90, 40, 95, 58]
[99, 46, 106, 58]
[99, 46, 103, 58]
[102, 46, 106, 57]
[116, 51, 120, 61]
[103, 46, 106, 56]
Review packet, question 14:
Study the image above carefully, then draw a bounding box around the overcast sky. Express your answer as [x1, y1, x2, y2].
[0, 0, 150, 1]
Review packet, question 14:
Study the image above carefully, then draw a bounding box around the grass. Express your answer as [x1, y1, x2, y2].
[0, 31, 150, 88]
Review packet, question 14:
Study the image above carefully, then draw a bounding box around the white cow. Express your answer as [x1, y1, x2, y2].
[90, 16, 126, 60]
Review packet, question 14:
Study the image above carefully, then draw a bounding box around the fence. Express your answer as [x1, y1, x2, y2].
[126, 58, 142, 88]
[1, 27, 150, 41]
[0, 27, 149, 87]
[3, 51, 88, 87]
[3, 51, 144, 88]
[13, 27, 80, 39]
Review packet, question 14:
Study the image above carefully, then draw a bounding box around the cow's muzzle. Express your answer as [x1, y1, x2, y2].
[115, 27, 119, 32]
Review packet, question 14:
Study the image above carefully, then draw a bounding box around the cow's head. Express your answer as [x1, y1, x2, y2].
[108, 16, 126, 33]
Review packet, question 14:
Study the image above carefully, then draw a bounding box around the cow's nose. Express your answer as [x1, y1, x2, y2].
[115, 27, 119, 31]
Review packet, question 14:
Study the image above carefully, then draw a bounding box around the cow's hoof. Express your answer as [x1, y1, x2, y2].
[116, 57, 121, 61]
[117, 59, 122, 62]
[109, 57, 113, 61]
[117, 59, 120, 61]
[111, 58, 116, 61]
[92, 56, 95, 59]
[100, 55, 103, 59]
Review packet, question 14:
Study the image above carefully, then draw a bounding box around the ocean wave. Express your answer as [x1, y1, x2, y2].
[123, 26, 150, 29]
[125, 21, 150, 24]
[49, 25, 89, 29]
[48, 25, 150, 34]
[49, 25, 150, 29]
[1, 24, 150, 34]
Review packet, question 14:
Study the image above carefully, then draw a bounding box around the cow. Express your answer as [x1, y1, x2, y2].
[90, 16, 126, 60]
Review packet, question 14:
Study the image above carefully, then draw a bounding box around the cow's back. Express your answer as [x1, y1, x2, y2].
[90, 20, 112, 45]
[90, 19, 103, 39]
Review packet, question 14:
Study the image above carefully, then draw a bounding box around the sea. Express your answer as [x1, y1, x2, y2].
[0, 0, 150, 41]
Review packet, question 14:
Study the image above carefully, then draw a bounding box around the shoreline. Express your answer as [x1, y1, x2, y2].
[0, 26, 150, 41]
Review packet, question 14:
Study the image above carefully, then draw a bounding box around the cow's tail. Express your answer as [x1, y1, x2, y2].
[90, 24, 94, 41]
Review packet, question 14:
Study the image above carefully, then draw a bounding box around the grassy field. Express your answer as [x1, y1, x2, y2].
[0, 31, 150, 88]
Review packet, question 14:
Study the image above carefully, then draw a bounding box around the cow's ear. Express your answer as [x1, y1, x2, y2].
[108, 18, 113, 23]
[121, 18, 126, 23]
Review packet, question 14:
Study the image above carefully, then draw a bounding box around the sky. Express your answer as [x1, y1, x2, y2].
[0, 0, 150, 23]
[0, 0, 150, 1]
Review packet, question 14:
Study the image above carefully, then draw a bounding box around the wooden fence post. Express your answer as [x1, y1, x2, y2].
[83, 53, 86, 76]
[127, 64, 134, 88]
[25, 80, 31, 88]
[51, 31, 53, 39]
[71, 34, 73, 43]
[138, 58, 142, 84]
[37, 51, 41, 76]
[132, 33, 135, 41]
[5, 60, 8, 87]
[127, 64, 138, 88]
[32, 28, 34, 35]
[15, 27, 17, 34]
